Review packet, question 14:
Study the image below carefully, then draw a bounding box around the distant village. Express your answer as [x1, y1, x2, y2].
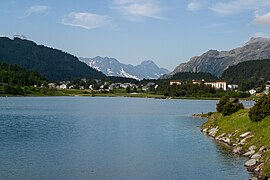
[44, 77, 270, 96]
[47, 79, 158, 93]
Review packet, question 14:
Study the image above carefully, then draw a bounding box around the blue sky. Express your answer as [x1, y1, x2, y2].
[1, 0, 270, 71]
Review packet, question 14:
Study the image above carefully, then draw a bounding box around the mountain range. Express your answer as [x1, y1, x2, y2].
[172, 37, 270, 77]
[79, 56, 169, 80]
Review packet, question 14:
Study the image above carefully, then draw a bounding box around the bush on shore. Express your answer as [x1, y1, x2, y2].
[216, 96, 244, 116]
[249, 95, 270, 122]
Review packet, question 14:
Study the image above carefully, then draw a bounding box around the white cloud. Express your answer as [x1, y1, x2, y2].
[253, 12, 270, 26]
[26, 5, 50, 16]
[210, 0, 270, 16]
[62, 12, 113, 30]
[187, 2, 201, 12]
[111, 0, 165, 21]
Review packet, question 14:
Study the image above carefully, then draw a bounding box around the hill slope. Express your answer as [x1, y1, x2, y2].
[79, 56, 169, 80]
[0, 37, 105, 81]
[172, 37, 270, 77]
[170, 72, 218, 81]
[221, 59, 270, 89]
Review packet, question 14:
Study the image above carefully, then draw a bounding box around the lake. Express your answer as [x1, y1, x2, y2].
[0, 97, 250, 180]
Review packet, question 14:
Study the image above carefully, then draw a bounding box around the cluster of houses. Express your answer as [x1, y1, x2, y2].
[47, 80, 158, 92]
[249, 81, 270, 95]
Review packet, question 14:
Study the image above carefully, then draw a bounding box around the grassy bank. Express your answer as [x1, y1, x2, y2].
[202, 109, 270, 176]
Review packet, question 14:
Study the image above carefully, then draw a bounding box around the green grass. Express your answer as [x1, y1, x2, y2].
[202, 109, 270, 176]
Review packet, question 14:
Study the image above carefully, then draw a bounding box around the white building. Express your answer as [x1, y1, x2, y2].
[249, 89, 256, 95]
[205, 81, 227, 91]
[170, 80, 182, 86]
[228, 84, 238, 90]
[192, 80, 227, 91]
[59, 84, 67, 89]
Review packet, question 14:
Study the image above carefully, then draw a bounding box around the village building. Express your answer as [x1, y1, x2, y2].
[249, 89, 256, 95]
[192, 79, 227, 91]
[169, 80, 182, 86]
[228, 84, 238, 90]
[59, 84, 67, 89]
[204, 81, 227, 91]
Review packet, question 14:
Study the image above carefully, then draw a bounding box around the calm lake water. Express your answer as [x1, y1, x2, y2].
[0, 97, 250, 180]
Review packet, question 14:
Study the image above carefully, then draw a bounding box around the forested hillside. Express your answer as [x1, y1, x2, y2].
[221, 59, 270, 90]
[0, 62, 46, 86]
[170, 72, 218, 81]
[0, 37, 105, 81]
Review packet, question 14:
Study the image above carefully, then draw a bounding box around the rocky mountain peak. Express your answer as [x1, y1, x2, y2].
[245, 37, 270, 46]
[172, 37, 270, 77]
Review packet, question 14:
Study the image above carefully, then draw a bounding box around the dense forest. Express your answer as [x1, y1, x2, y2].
[0, 62, 46, 86]
[0, 37, 105, 81]
[170, 72, 218, 81]
[221, 59, 270, 91]
[0, 62, 48, 95]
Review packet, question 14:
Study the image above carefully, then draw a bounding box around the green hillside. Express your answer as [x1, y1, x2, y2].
[221, 59, 270, 90]
[170, 72, 218, 81]
[0, 37, 105, 81]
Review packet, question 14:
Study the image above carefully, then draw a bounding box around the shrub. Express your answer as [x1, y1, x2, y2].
[217, 96, 244, 116]
[249, 95, 270, 122]
[216, 96, 229, 113]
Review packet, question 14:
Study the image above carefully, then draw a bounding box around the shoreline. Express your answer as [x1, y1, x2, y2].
[199, 111, 270, 180]
[0, 92, 225, 100]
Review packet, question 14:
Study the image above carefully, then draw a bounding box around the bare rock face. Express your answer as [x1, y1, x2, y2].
[172, 37, 270, 77]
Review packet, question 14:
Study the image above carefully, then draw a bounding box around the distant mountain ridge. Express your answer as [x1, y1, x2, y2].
[172, 37, 270, 77]
[0, 37, 105, 81]
[79, 56, 169, 80]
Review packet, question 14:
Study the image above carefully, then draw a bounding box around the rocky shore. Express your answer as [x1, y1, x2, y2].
[202, 126, 270, 180]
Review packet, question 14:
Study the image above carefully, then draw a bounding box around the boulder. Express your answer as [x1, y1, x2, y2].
[240, 132, 251, 138]
[254, 163, 264, 172]
[243, 150, 255, 157]
[233, 146, 243, 154]
[239, 135, 254, 145]
[249, 145, 257, 151]
[251, 153, 261, 160]
[202, 128, 208, 133]
[259, 146, 266, 153]
[228, 129, 239, 138]
[208, 127, 218, 137]
[216, 133, 226, 140]
[245, 159, 257, 167]
[220, 137, 231, 144]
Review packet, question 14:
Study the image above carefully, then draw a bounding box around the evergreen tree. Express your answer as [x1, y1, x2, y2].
[216, 96, 229, 113]
[216, 96, 244, 116]
[249, 95, 270, 122]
